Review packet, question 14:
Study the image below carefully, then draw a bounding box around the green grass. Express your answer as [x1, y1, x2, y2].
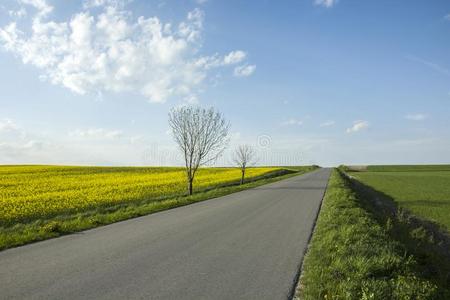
[0, 165, 317, 251]
[366, 165, 450, 172]
[350, 169, 450, 231]
[297, 169, 449, 299]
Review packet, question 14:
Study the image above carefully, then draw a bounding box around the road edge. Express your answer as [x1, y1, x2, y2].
[289, 168, 332, 300]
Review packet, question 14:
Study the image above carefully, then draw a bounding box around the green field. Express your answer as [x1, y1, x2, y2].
[0, 165, 316, 250]
[350, 165, 450, 230]
[366, 165, 450, 172]
[297, 169, 449, 299]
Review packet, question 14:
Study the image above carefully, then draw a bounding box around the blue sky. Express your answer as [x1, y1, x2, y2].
[0, 0, 449, 166]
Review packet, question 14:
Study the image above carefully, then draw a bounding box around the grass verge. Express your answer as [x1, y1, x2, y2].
[296, 169, 450, 299]
[0, 166, 316, 251]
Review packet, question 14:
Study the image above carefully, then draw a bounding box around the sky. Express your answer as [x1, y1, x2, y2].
[0, 0, 449, 167]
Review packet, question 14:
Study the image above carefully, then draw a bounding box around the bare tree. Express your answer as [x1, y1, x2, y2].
[169, 106, 230, 195]
[233, 144, 256, 185]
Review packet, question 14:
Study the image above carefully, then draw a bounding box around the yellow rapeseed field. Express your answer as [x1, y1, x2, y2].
[0, 165, 281, 225]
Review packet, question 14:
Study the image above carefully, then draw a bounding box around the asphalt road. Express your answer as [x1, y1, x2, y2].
[0, 168, 331, 300]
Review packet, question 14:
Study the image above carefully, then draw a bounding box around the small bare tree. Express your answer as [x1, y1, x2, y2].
[233, 145, 256, 185]
[169, 106, 230, 195]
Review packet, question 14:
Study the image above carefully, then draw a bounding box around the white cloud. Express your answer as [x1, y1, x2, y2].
[233, 64, 256, 77]
[0, 118, 51, 163]
[83, 0, 130, 9]
[129, 135, 145, 144]
[223, 50, 246, 65]
[8, 8, 27, 18]
[0, 140, 43, 157]
[0, 119, 20, 132]
[445, 14, 450, 21]
[1, 119, 449, 166]
[0, 118, 29, 139]
[314, 0, 338, 8]
[183, 94, 199, 104]
[346, 120, 369, 133]
[320, 120, 335, 127]
[405, 55, 450, 76]
[69, 128, 124, 139]
[195, 0, 208, 4]
[281, 118, 303, 126]
[0, 1, 254, 103]
[22, 139, 44, 149]
[19, 0, 53, 17]
[194, 50, 248, 70]
[405, 113, 427, 121]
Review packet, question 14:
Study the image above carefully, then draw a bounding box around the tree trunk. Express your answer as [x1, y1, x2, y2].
[188, 178, 193, 195]
[240, 168, 245, 185]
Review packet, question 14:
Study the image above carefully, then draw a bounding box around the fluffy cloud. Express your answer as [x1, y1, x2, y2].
[281, 118, 303, 126]
[233, 64, 256, 77]
[19, 0, 53, 16]
[82, 0, 130, 9]
[0, 118, 50, 163]
[320, 120, 335, 127]
[0, 118, 147, 165]
[224, 50, 246, 65]
[8, 8, 27, 18]
[0, 119, 20, 132]
[0, 1, 254, 103]
[346, 120, 369, 133]
[0, 140, 43, 161]
[194, 50, 248, 70]
[405, 114, 427, 121]
[314, 0, 338, 8]
[69, 128, 123, 139]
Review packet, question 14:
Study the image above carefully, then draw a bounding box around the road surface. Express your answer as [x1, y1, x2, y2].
[0, 168, 331, 300]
